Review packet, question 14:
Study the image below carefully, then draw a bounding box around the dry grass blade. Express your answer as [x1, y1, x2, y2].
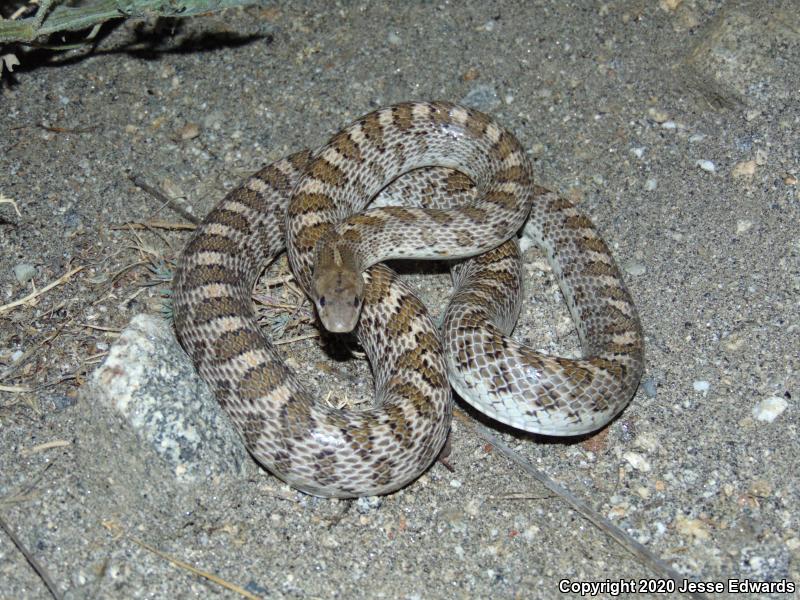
[111, 221, 197, 231]
[273, 332, 319, 346]
[0, 193, 22, 216]
[0, 322, 70, 381]
[0, 384, 34, 392]
[102, 522, 262, 599]
[20, 440, 72, 457]
[0, 266, 84, 314]
[80, 324, 122, 334]
[127, 174, 200, 225]
[0, 463, 61, 599]
[0, 515, 63, 600]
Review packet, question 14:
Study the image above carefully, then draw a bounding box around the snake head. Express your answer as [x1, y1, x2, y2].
[311, 237, 365, 333]
[311, 265, 365, 333]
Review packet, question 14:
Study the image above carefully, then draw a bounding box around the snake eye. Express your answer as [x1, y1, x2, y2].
[353, 297, 360, 308]
[319, 296, 326, 308]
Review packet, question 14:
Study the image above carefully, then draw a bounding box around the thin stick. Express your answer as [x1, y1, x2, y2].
[0, 324, 66, 381]
[0, 462, 56, 509]
[465, 420, 708, 600]
[111, 221, 196, 231]
[0, 266, 83, 314]
[128, 174, 200, 225]
[273, 332, 319, 346]
[21, 440, 71, 456]
[0, 193, 22, 216]
[102, 523, 261, 600]
[0, 384, 33, 392]
[37, 123, 96, 134]
[80, 324, 122, 333]
[0, 514, 63, 600]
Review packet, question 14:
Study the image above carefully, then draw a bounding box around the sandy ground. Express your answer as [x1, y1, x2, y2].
[1, 1, 798, 598]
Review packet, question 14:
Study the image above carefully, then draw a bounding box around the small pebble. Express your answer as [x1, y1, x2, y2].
[745, 109, 761, 121]
[723, 334, 745, 353]
[202, 110, 226, 129]
[623, 451, 651, 472]
[522, 525, 540, 540]
[674, 515, 710, 541]
[13, 263, 36, 283]
[244, 581, 270, 596]
[63, 209, 82, 232]
[461, 85, 500, 112]
[732, 160, 757, 178]
[752, 396, 788, 423]
[736, 220, 753, 234]
[748, 479, 772, 498]
[51, 395, 77, 411]
[661, 120, 677, 130]
[631, 146, 645, 159]
[633, 433, 659, 452]
[642, 378, 657, 398]
[688, 133, 706, 143]
[386, 32, 401, 45]
[355, 496, 383, 513]
[647, 107, 670, 123]
[693, 380, 710, 393]
[644, 178, 658, 191]
[160, 178, 184, 199]
[696, 160, 716, 172]
[177, 123, 200, 140]
[622, 261, 646, 276]
[669, 231, 684, 242]
[464, 498, 481, 516]
[529, 143, 545, 159]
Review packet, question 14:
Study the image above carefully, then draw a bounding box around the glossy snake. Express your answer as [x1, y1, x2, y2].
[174, 101, 644, 498]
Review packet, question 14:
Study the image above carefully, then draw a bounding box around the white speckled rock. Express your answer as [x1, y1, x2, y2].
[90, 314, 248, 481]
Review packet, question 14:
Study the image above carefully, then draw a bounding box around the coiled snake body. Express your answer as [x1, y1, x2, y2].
[174, 101, 644, 498]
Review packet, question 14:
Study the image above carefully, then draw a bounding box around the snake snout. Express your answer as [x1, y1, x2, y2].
[312, 261, 365, 334]
[316, 296, 361, 333]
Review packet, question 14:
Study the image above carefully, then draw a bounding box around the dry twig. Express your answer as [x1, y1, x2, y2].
[102, 521, 261, 599]
[0, 266, 84, 315]
[127, 174, 200, 225]
[0, 462, 62, 600]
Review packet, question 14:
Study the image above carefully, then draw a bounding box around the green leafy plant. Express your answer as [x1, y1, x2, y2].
[1, 0, 257, 74]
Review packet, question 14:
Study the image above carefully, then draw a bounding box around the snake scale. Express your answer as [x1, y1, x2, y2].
[174, 101, 644, 498]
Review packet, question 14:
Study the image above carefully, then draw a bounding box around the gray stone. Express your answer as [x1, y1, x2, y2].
[89, 314, 248, 482]
[680, 4, 799, 109]
[13, 262, 35, 283]
[460, 85, 501, 112]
